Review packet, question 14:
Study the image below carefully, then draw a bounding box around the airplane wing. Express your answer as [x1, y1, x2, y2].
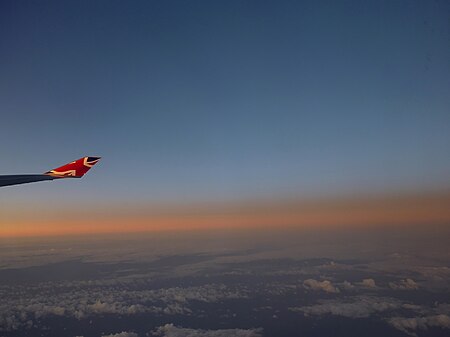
[0, 156, 101, 188]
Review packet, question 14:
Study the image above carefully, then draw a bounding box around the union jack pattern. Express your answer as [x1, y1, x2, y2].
[45, 157, 101, 178]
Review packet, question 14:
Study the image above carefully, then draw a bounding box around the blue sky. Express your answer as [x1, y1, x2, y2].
[1, 0, 449, 205]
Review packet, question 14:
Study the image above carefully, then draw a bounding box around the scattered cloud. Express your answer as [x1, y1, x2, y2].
[303, 279, 340, 293]
[102, 332, 138, 337]
[341, 281, 355, 290]
[151, 324, 263, 337]
[389, 279, 419, 290]
[389, 315, 450, 336]
[357, 278, 377, 288]
[0, 283, 248, 331]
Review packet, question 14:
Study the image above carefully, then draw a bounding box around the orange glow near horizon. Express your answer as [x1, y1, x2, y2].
[1, 191, 450, 238]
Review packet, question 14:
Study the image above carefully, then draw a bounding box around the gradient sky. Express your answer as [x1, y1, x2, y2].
[1, 1, 450, 236]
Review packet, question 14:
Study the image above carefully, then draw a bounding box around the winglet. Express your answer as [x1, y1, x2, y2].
[45, 157, 101, 178]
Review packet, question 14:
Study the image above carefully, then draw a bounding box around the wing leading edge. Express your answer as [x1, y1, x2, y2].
[0, 157, 101, 188]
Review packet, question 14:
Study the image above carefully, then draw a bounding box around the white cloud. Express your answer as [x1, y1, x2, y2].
[389, 279, 419, 290]
[341, 281, 354, 290]
[0, 283, 248, 331]
[102, 332, 138, 337]
[303, 279, 340, 293]
[357, 278, 377, 288]
[151, 324, 263, 337]
[389, 315, 450, 336]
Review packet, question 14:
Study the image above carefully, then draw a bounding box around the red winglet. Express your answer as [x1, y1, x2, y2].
[45, 157, 101, 178]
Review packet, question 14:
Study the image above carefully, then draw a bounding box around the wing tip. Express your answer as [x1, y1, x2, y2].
[45, 156, 101, 178]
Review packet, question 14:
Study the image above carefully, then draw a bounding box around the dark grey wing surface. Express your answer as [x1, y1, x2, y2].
[0, 175, 55, 188]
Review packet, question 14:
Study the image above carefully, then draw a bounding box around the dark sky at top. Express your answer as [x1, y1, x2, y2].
[1, 0, 449, 204]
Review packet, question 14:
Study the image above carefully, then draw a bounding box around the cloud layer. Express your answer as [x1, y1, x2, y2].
[152, 324, 263, 337]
